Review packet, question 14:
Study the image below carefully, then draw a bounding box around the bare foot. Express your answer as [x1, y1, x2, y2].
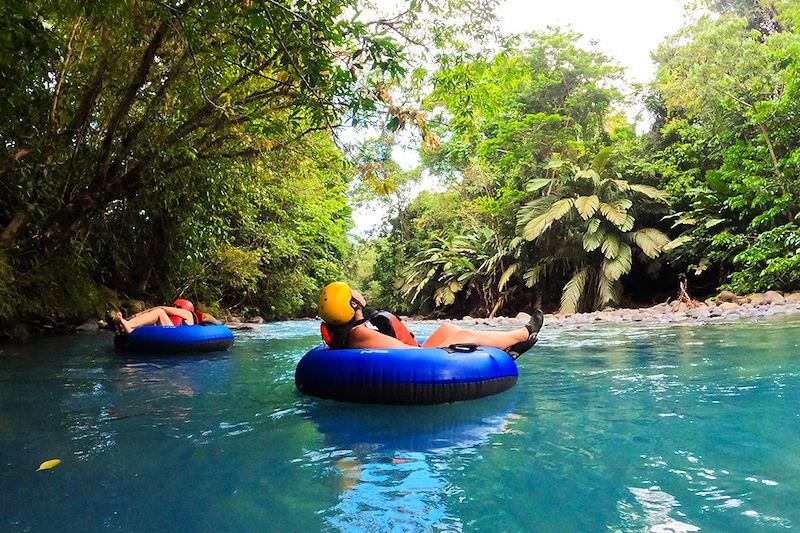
[114, 312, 133, 334]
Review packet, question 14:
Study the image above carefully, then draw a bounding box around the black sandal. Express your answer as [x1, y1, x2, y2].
[507, 309, 544, 360]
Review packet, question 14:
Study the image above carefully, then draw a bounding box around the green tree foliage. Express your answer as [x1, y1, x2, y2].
[648, 8, 800, 293]
[374, 31, 671, 315]
[0, 0, 496, 328]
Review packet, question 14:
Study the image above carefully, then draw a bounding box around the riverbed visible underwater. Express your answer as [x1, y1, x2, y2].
[1, 317, 799, 531]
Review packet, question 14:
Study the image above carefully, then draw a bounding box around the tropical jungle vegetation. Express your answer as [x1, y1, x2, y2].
[2, 0, 800, 336]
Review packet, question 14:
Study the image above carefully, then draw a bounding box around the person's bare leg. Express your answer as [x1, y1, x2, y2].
[421, 323, 529, 350]
[115, 309, 172, 333]
[420, 323, 460, 347]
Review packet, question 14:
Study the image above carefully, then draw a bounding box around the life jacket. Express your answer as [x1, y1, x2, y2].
[169, 310, 204, 327]
[367, 311, 419, 347]
[320, 311, 418, 349]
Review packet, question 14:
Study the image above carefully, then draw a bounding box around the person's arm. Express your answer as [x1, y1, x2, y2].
[348, 326, 420, 350]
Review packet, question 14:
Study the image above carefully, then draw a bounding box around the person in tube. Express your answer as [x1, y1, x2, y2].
[317, 282, 543, 359]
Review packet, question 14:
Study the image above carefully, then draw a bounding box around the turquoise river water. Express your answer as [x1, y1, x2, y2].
[1, 317, 799, 531]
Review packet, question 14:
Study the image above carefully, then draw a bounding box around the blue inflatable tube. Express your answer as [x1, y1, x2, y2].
[114, 324, 234, 354]
[295, 344, 518, 405]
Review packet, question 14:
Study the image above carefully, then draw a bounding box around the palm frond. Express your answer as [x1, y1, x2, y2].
[663, 235, 693, 251]
[434, 286, 456, 306]
[595, 273, 621, 309]
[526, 178, 552, 192]
[575, 168, 601, 184]
[498, 262, 519, 291]
[614, 198, 633, 211]
[620, 214, 635, 232]
[574, 195, 600, 220]
[523, 265, 544, 288]
[628, 228, 671, 259]
[602, 243, 633, 281]
[522, 198, 575, 241]
[628, 183, 670, 202]
[599, 201, 628, 227]
[560, 267, 589, 314]
[516, 196, 556, 233]
[591, 147, 614, 173]
[601, 232, 621, 259]
[583, 226, 606, 252]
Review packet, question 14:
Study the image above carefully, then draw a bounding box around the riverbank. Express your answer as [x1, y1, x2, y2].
[222, 290, 800, 333]
[5, 289, 800, 340]
[400, 290, 800, 332]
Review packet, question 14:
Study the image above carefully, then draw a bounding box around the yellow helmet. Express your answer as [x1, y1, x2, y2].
[318, 282, 359, 325]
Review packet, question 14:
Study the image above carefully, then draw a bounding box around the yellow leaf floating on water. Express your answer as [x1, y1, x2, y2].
[37, 459, 61, 471]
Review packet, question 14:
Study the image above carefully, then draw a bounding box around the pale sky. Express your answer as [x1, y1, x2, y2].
[351, 0, 691, 236]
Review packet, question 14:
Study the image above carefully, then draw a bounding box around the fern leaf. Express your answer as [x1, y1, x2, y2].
[663, 234, 693, 251]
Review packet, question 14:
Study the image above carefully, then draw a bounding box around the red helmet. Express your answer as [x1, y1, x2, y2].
[173, 299, 194, 312]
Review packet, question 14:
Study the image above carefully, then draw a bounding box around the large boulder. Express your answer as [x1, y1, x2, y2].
[747, 293, 767, 307]
[785, 292, 800, 304]
[686, 307, 711, 320]
[515, 312, 532, 322]
[246, 316, 265, 324]
[763, 291, 785, 305]
[718, 302, 740, 313]
[716, 291, 739, 303]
